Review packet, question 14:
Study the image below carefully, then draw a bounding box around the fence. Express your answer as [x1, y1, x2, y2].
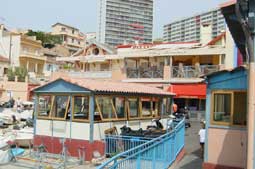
[105, 135, 152, 157]
[97, 119, 185, 169]
[172, 65, 219, 78]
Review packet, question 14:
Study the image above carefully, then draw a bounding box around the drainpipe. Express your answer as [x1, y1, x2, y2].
[235, 1, 255, 168]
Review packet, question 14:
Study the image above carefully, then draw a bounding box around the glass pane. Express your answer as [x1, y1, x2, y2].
[51, 96, 69, 118]
[141, 98, 151, 116]
[38, 95, 52, 117]
[213, 93, 231, 123]
[73, 96, 89, 120]
[129, 98, 139, 118]
[233, 92, 247, 125]
[113, 97, 126, 118]
[97, 97, 116, 119]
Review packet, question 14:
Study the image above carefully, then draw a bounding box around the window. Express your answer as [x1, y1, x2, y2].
[96, 96, 116, 119]
[141, 98, 152, 117]
[213, 93, 231, 123]
[212, 91, 247, 126]
[72, 29, 75, 34]
[61, 27, 66, 32]
[51, 96, 70, 119]
[221, 54, 226, 65]
[73, 96, 89, 121]
[128, 98, 139, 118]
[38, 95, 52, 117]
[72, 38, 74, 43]
[92, 48, 100, 55]
[233, 92, 247, 125]
[112, 97, 126, 119]
[100, 63, 110, 71]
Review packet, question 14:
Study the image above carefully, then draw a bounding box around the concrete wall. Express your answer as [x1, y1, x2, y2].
[0, 76, 29, 102]
[207, 128, 247, 168]
[224, 29, 235, 69]
[0, 34, 21, 67]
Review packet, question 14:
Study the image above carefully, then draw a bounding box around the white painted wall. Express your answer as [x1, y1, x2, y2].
[36, 118, 170, 141]
[224, 29, 235, 69]
[0, 31, 21, 67]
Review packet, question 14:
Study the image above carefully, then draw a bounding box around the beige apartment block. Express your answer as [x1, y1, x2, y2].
[51, 23, 85, 54]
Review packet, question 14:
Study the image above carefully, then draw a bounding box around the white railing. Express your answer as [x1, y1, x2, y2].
[172, 65, 219, 78]
[127, 67, 163, 79]
[68, 71, 112, 79]
[20, 51, 42, 57]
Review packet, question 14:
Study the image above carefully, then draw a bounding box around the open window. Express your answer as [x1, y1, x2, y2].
[37, 95, 52, 118]
[51, 95, 70, 120]
[141, 97, 152, 117]
[112, 97, 126, 119]
[73, 96, 89, 121]
[233, 92, 247, 126]
[96, 96, 117, 121]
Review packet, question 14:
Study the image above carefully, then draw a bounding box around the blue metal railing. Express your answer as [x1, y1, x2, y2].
[98, 119, 185, 169]
[105, 135, 152, 157]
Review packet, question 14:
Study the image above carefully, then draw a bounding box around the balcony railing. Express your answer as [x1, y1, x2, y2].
[68, 71, 112, 79]
[127, 67, 163, 79]
[172, 65, 219, 78]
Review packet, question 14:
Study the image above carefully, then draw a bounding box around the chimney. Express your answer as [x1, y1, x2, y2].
[200, 23, 212, 45]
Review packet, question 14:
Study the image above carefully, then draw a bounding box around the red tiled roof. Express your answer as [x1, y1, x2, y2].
[207, 32, 226, 46]
[0, 55, 9, 62]
[65, 78, 174, 96]
[36, 78, 175, 96]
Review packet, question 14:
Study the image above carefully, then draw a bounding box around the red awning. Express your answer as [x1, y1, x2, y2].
[168, 84, 206, 99]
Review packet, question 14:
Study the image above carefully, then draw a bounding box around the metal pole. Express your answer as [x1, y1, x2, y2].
[235, 1, 255, 168]
[246, 1, 255, 168]
[9, 33, 12, 65]
[89, 94, 95, 143]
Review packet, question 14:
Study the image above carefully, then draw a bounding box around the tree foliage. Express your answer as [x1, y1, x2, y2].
[26, 30, 63, 48]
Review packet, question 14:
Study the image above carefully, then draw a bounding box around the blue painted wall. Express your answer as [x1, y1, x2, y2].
[204, 68, 247, 162]
[207, 68, 247, 91]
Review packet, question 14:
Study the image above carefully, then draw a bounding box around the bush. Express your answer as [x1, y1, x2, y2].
[7, 67, 28, 82]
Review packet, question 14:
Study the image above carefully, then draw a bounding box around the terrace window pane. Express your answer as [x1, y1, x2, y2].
[213, 93, 231, 123]
[73, 96, 89, 120]
[38, 95, 52, 117]
[129, 98, 139, 118]
[96, 96, 116, 119]
[141, 97, 151, 117]
[113, 97, 126, 119]
[51, 96, 69, 119]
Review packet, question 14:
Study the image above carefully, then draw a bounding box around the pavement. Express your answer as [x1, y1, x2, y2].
[171, 121, 203, 169]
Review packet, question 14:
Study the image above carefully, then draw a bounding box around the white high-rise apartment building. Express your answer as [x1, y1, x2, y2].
[163, 8, 226, 42]
[97, 0, 153, 46]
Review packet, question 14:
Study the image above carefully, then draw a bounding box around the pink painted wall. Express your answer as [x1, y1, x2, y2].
[207, 128, 247, 168]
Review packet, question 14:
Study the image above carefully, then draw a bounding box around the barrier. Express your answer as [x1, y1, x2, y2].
[98, 119, 185, 169]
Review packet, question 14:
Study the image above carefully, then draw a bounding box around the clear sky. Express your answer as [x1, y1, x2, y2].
[0, 0, 227, 39]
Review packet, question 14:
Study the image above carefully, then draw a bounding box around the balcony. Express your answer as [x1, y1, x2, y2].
[172, 65, 220, 78]
[127, 67, 163, 79]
